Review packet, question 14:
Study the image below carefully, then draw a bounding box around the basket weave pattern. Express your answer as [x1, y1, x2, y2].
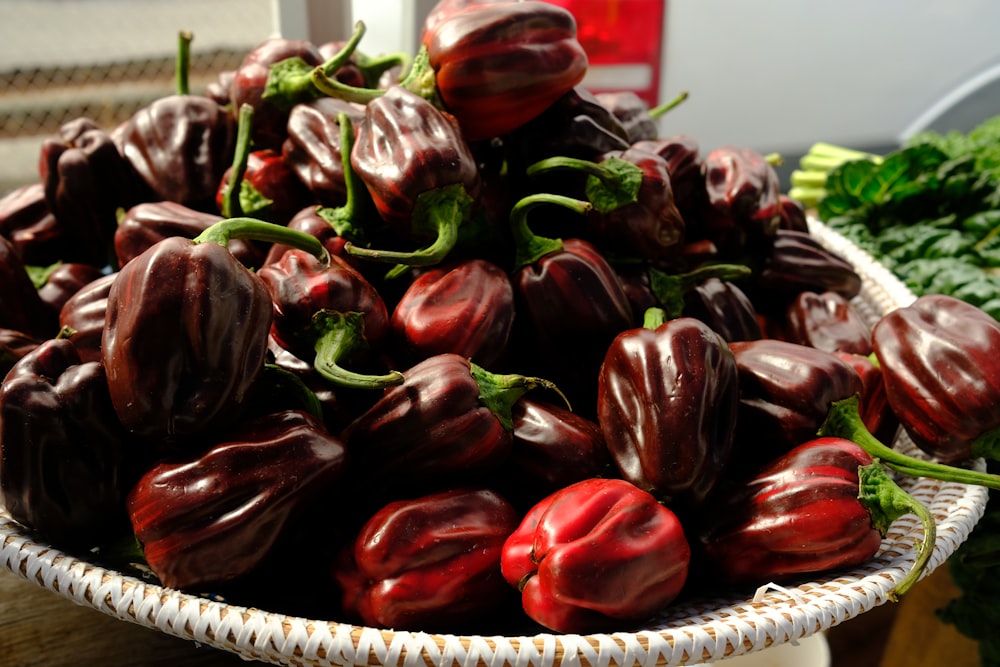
[0, 220, 989, 666]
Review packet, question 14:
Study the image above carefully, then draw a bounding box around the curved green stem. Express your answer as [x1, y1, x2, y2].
[194, 217, 330, 266]
[509, 193, 591, 271]
[858, 462, 936, 599]
[470, 362, 567, 430]
[648, 263, 752, 319]
[819, 395, 1000, 490]
[175, 31, 193, 96]
[344, 183, 470, 267]
[310, 310, 405, 390]
[647, 90, 689, 120]
[355, 50, 410, 88]
[221, 103, 254, 218]
[526, 155, 643, 214]
[316, 112, 367, 240]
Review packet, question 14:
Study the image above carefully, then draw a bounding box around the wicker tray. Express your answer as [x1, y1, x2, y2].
[0, 220, 989, 667]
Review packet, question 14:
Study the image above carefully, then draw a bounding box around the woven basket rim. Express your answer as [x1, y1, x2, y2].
[0, 219, 989, 667]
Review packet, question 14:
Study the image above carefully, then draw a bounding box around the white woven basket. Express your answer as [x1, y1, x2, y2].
[0, 219, 989, 667]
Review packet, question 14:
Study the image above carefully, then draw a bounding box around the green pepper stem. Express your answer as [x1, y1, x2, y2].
[317, 21, 369, 79]
[526, 155, 643, 215]
[315, 112, 367, 240]
[858, 462, 936, 600]
[819, 395, 1000, 490]
[344, 183, 470, 267]
[310, 310, 405, 390]
[176, 31, 192, 96]
[509, 193, 591, 271]
[470, 362, 567, 430]
[193, 217, 330, 266]
[642, 307, 667, 330]
[647, 90, 689, 120]
[355, 49, 411, 88]
[648, 263, 752, 319]
[221, 103, 254, 219]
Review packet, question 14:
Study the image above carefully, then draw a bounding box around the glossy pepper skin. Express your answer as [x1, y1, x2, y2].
[0, 328, 40, 380]
[127, 409, 347, 590]
[342, 353, 553, 496]
[39, 117, 141, 266]
[682, 277, 762, 343]
[752, 229, 863, 310]
[348, 85, 480, 267]
[0, 182, 65, 266]
[389, 258, 515, 368]
[35, 262, 105, 319]
[215, 148, 312, 225]
[336, 487, 519, 631]
[500, 477, 691, 634]
[871, 294, 1000, 463]
[696, 437, 933, 597]
[57, 273, 116, 364]
[597, 315, 740, 507]
[782, 289, 872, 356]
[424, 1, 588, 142]
[114, 201, 265, 270]
[728, 339, 863, 471]
[632, 135, 702, 212]
[0, 338, 137, 550]
[102, 235, 273, 442]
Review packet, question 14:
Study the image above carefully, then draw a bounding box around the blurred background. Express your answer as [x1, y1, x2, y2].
[2, 0, 1000, 194]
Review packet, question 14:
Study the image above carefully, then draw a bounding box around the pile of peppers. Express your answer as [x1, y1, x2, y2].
[3, 0, 1000, 637]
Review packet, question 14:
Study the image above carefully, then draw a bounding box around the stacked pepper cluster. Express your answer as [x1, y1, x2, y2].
[2, 0, 1000, 636]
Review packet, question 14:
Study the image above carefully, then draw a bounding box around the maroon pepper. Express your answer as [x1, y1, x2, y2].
[597, 309, 740, 508]
[632, 134, 703, 212]
[34, 262, 105, 319]
[0, 338, 139, 550]
[697, 437, 935, 599]
[127, 409, 347, 590]
[869, 294, 1000, 463]
[389, 258, 515, 368]
[0, 183, 66, 266]
[500, 477, 691, 633]
[102, 218, 328, 442]
[336, 487, 519, 631]
[751, 229, 863, 311]
[782, 289, 873, 355]
[0, 328, 40, 379]
[58, 272, 117, 364]
[682, 276, 762, 343]
[256, 248, 404, 390]
[0, 234, 56, 339]
[341, 353, 559, 497]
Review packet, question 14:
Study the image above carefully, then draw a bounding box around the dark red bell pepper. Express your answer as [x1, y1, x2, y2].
[114, 200, 265, 270]
[115, 32, 235, 211]
[341, 353, 559, 497]
[256, 248, 403, 390]
[500, 477, 691, 633]
[782, 289, 873, 356]
[389, 258, 515, 368]
[0, 328, 40, 380]
[127, 409, 347, 590]
[632, 134, 703, 212]
[597, 309, 740, 507]
[0, 234, 56, 339]
[833, 351, 899, 445]
[869, 294, 1000, 463]
[682, 276, 762, 342]
[336, 487, 519, 631]
[102, 217, 329, 442]
[57, 272, 117, 364]
[0, 337, 139, 550]
[34, 262, 105, 318]
[345, 85, 480, 269]
[751, 229, 863, 310]
[727, 338, 863, 471]
[697, 437, 935, 599]
[0, 182, 65, 266]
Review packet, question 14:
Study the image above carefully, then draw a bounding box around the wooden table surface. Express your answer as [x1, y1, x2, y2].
[0, 565, 981, 667]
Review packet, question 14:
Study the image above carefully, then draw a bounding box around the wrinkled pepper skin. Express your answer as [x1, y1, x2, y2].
[597, 317, 740, 507]
[127, 409, 347, 590]
[682, 277, 762, 343]
[782, 289, 872, 356]
[632, 135, 702, 211]
[0, 234, 56, 339]
[728, 339, 863, 470]
[500, 477, 691, 634]
[102, 235, 273, 442]
[871, 294, 1000, 463]
[36, 262, 105, 318]
[0, 338, 137, 550]
[57, 273, 117, 364]
[116, 93, 235, 211]
[257, 248, 390, 361]
[494, 397, 611, 511]
[697, 437, 884, 587]
[282, 97, 367, 208]
[351, 85, 481, 231]
[424, 1, 588, 141]
[752, 229, 863, 310]
[594, 91, 659, 144]
[114, 201, 265, 270]
[39, 117, 141, 266]
[389, 258, 514, 368]
[336, 487, 519, 631]
[0, 182, 65, 266]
